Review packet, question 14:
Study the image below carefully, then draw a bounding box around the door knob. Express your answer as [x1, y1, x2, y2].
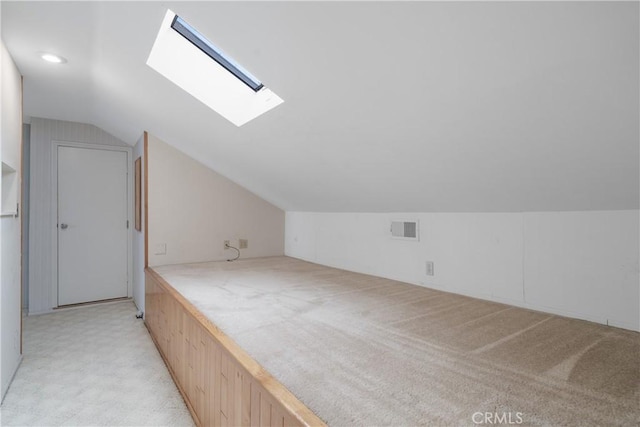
[60, 223, 68, 229]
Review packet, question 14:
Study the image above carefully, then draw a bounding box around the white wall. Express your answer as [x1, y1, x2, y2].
[28, 118, 129, 314]
[147, 133, 284, 267]
[132, 134, 144, 312]
[285, 210, 639, 331]
[20, 124, 29, 310]
[522, 212, 639, 330]
[1, 39, 23, 401]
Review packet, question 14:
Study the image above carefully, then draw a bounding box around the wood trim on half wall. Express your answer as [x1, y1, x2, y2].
[144, 268, 326, 427]
[143, 131, 148, 269]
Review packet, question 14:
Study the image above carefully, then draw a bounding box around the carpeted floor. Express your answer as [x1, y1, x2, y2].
[153, 256, 640, 426]
[0, 301, 194, 427]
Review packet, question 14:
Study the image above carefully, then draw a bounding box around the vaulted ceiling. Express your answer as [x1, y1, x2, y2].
[2, 1, 638, 212]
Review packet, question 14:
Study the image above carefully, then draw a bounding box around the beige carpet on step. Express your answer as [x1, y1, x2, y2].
[153, 256, 640, 426]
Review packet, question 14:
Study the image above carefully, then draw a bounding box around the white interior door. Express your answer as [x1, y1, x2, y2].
[57, 146, 129, 306]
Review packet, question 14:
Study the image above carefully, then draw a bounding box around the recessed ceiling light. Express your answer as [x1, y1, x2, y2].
[41, 53, 67, 64]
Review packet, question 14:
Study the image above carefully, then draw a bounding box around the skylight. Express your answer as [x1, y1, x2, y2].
[147, 10, 283, 126]
[171, 16, 263, 92]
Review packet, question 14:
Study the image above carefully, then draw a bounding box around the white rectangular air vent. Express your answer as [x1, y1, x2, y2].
[390, 220, 419, 241]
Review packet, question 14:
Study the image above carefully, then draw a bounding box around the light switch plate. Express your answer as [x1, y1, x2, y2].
[239, 239, 248, 249]
[155, 243, 167, 255]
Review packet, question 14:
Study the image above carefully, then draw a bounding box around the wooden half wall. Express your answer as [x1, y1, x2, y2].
[145, 268, 325, 427]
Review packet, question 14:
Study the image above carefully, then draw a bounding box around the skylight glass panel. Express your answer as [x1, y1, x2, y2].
[146, 10, 283, 127]
[171, 16, 263, 92]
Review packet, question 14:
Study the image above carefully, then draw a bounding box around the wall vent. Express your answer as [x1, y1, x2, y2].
[390, 220, 419, 241]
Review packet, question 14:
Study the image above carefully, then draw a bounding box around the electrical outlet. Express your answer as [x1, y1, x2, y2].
[239, 239, 248, 249]
[224, 240, 230, 249]
[426, 261, 434, 276]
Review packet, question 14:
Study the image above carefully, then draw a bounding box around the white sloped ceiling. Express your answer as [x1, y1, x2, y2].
[2, 1, 638, 212]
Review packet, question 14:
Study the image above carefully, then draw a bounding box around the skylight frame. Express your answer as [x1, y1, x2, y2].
[146, 9, 283, 127]
[171, 15, 264, 92]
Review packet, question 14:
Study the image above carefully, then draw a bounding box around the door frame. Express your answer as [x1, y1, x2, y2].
[51, 141, 133, 308]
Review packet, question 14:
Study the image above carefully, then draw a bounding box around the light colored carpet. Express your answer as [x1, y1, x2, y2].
[0, 301, 194, 427]
[154, 256, 640, 426]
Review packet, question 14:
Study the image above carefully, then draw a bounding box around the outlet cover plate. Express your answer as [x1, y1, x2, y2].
[426, 261, 434, 276]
